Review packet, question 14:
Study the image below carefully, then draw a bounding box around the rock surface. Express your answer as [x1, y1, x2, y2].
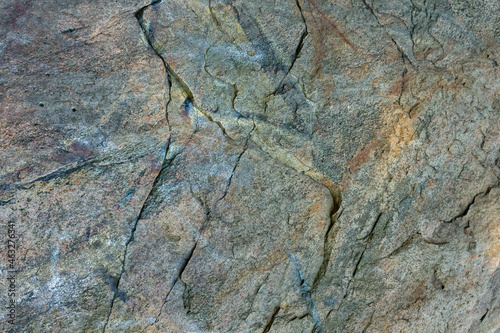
[0, 0, 498, 332]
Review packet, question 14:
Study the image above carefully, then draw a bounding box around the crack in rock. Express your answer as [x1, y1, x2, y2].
[131, 2, 344, 331]
[102, 3, 173, 331]
[142, 242, 198, 332]
[102, 142, 170, 333]
[262, 306, 281, 333]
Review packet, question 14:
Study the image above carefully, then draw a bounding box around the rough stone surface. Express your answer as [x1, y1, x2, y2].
[0, 0, 498, 332]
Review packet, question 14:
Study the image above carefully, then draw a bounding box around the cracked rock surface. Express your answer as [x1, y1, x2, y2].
[0, 0, 499, 332]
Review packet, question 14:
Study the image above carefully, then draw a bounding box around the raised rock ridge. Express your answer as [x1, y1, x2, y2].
[0, 0, 499, 332]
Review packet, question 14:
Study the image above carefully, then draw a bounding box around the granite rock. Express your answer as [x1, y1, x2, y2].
[0, 0, 499, 332]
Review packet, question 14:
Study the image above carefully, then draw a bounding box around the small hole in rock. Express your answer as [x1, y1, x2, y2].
[72, 108, 77, 112]
[39, 103, 44, 107]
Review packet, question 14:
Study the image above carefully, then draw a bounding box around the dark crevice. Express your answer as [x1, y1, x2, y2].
[0, 198, 13, 206]
[445, 193, 479, 223]
[445, 183, 499, 223]
[270, 0, 308, 98]
[364, 212, 383, 240]
[232, 83, 239, 110]
[351, 248, 367, 281]
[479, 308, 489, 322]
[13, 149, 161, 193]
[262, 306, 281, 333]
[23, 158, 95, 186]
[178, 243, 197, 282]
[141, 242, 198, 332]
[287, 22, 308, 79]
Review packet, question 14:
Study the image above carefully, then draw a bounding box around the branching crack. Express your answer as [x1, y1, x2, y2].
[102, 2, 173, 332]
[360, 0, 415, 95]
[132, 6, 346, 332]
[219, 124, 254, 202]
[139, 11, 241, 140]
[361, 0, 413, 64]
[351, 212, 384, 278]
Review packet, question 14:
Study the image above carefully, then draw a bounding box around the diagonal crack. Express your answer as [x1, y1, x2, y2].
[142, 242, 198, 332]
[328, 212, 383, 319]
[351, 212, 384, 279]
[102, 142, 171, 333]
[291, 0, 308, 74]
[269, 0, 308, 98]
[262, 306, 281, 333]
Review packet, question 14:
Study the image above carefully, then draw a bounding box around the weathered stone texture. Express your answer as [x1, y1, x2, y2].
[0, 0, 498, 332]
